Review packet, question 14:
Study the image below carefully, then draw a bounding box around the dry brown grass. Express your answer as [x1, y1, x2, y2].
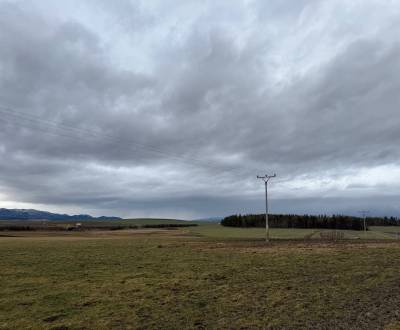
[1, 229, 400, 329]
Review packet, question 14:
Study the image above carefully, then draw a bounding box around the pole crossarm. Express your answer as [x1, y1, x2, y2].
[257, 174, 276, 182]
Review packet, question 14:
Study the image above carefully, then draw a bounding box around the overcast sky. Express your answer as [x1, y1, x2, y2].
[1, 0, 400, 219]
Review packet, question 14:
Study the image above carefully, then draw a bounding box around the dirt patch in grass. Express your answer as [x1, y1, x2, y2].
[43, 314, 66, 323]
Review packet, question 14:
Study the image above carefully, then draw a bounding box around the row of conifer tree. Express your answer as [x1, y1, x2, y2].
[221, 214, 399, 230]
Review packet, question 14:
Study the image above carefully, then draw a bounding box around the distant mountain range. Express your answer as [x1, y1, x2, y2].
[0, 208, 121, 221]
[195, 217, 223, 222]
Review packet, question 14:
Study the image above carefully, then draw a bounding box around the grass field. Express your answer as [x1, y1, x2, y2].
[113, 218, 194, 225]
[0, 218, 194, 229]
[188, 223, 400, 240]
[1, 226, 400, 329]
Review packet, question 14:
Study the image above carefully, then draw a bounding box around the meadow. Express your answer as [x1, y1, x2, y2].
[189, 223, 399, 240]
[1, 223, 400, 329]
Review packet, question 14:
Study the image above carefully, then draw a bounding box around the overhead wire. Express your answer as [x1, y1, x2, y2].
[0, 104, 261, 179]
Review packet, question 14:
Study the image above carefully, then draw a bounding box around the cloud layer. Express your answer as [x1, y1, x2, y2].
[1, 0, 400, 218]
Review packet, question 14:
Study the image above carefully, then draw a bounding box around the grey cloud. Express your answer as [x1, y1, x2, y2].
[90, 0, 153, 32]
[1, 1, 400, 217]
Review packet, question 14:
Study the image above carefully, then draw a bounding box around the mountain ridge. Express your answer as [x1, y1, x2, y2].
[0, 208, 121, 221]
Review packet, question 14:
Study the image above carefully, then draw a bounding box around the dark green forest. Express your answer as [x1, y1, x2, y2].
[221, 214, 400, 230]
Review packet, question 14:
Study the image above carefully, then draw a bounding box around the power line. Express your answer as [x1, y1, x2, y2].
[0, 105, 215, 164]
[0, 104, 255, 177]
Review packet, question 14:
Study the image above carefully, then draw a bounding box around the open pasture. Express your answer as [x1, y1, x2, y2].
[0, 218, 197, 234]
[1, 226, 400, 329]
[188, 223, 399, 240]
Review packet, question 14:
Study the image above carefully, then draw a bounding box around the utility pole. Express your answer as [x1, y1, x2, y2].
[257, 174, 276, 243]
[358, 210, 369, 236]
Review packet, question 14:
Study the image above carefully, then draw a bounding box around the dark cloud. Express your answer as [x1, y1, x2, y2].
[0, 0, 400, 217]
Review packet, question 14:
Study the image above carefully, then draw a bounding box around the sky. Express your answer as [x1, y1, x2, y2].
[1, 0, 400, 219]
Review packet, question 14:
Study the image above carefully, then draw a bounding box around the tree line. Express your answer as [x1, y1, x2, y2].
[221, 214, 400, 230]
[0, 223, 197, 231]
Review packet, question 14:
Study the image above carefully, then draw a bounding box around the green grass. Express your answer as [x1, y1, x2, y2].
[188, 223, 398, 240]
[188, 224, 316, 239]
[1, 231, 400, 329]
[0, 218, 195, 230]
[118, 218, 192, 225]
